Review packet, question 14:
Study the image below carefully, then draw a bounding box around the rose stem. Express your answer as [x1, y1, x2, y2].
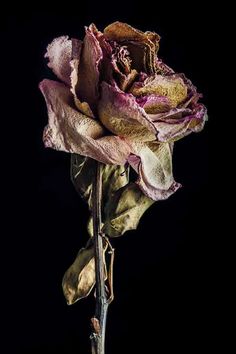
[90, 162, 108, 354]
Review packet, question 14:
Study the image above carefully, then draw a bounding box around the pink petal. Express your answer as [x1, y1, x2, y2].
[150, 105, 207, 142]
[39, 79, 132, 165]
[136, 94, 171, 113]
[98, 82, 157, 142]
[130, 74, 188, 107]
[45, 36, 72, 86]
[128, 141, 181, 201]
[70, 38, 95, 118]
[76, 25, 103, 112]
[155, 58, 175, 75]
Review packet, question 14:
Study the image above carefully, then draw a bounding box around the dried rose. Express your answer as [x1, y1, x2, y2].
[40, 22, 207, 303]
[39, 22, 207, 202]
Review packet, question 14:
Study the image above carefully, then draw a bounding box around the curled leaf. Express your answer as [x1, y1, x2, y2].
[71, 154, 158, 237]
[70, 154, 96, 208]
[62, 241, 107, 305]
[71, 154, 129, 202]
[102, 182, 154, 237]
[71, 154, 130, 236]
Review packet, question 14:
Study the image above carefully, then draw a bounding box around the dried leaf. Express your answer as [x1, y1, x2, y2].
[70, 154, 96, 208]
[71, 155, 130, 235]
[102, 182, 154, 237]
[71, 154, 156, 237]
[71, 154, 129, 204]
[62, 240, 107, 305]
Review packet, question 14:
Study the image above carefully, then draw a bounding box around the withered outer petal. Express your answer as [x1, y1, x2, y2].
[70, 38, 95, 118]
[76, 25, 103, 112]
[40, 79, 131, 165]
[45, 36, 72, 86]
[128, 141, 181, 201]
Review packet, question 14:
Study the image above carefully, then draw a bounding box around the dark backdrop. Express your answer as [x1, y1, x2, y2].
[2, 2, 215, 353]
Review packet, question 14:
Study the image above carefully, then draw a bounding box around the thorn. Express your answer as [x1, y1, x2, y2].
[91, 317, 101, 335]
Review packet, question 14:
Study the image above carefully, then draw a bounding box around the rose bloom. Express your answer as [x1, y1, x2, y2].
[39, 22, 207, 201]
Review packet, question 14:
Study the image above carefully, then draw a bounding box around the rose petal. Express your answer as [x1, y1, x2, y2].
[130, 74, 188, 107]
[98, 81, 157, 142]
[149, 107, 192, 121]
[70, 38, 95, 118]
[128, 141, 181, 201]
[104, 21, 160, 74]
[177, 73, 202, 108]
[149, 105, 207, 142]
[109, 42, 138, 91]
[76, 25, 103, 112]
[156, 58, 175, 75]
[104, 21, 159, 47]
[45, 36, 72, 86]
[39, 79, 132, 165]
[136, 94, 171, 113]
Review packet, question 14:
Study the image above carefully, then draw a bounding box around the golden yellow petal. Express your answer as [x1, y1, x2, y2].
[130, 75, 188, 107]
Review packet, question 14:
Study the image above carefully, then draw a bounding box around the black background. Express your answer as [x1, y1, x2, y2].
[2, 2, 216, 353]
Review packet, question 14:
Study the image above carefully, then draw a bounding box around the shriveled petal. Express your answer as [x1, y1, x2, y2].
[130, 74, 188, 107]
[104, 21, 159, 48]
[70, 38, 95, 118]
[110, 43, 138, 91]
[76, 25, 103, 112]
[45, 36, 72, 86]
[128, 141, 181, 201]
[156, 58, 175, 75]
[150, 105, 207, 142]
[136, 94, 171, 114]
[39, 79, 131, 164]
[104, 21, 160, 74]
[118, 69, 138, 92]
[177, 73, 201, 108]
[98, 82, 157, 142]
